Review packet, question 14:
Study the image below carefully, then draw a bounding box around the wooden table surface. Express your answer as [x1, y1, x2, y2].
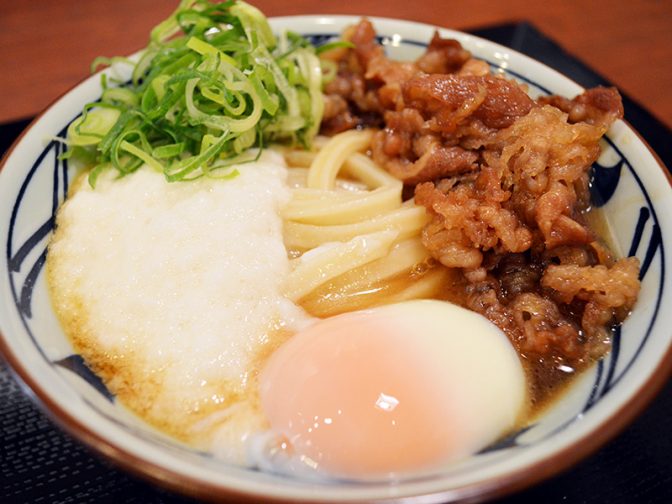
[0, 0, 671, 132]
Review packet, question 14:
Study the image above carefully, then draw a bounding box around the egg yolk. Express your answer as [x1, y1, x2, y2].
[259, 300, 526, 479]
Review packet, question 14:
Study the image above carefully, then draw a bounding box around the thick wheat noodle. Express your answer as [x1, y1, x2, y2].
[306, 129, 375, 189]
[289, 187, 372, 201]
[285, 150, 401, 190]
[282, 184, 402, 224]
[286, 167, 369, 192]
[283, 130, 435, 306]
[331, 237, 431, 291]
[284, 206, 429, 249]
[285, 230, 399, 301]
[385, 268, 450, 304]
[340, 152, 402, 189]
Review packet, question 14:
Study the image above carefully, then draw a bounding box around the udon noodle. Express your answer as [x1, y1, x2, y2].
[277, 131, 445, 315]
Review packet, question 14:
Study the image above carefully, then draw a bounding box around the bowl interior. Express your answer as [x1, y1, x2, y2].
[1, 15, 671, 503]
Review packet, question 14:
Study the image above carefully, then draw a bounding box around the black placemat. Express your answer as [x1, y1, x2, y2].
[1, 22, 671, 504]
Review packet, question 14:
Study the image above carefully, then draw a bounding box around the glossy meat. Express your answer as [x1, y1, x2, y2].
[319, 19, 640, 374]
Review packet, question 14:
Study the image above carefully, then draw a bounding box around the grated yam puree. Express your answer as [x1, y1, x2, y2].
[47, 149, 305, 462]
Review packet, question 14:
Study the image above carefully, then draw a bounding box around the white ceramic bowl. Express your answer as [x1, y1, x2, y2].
[1, 15, 671, 503]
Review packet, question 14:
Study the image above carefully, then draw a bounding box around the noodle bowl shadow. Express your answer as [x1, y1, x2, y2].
[1, 15, 671, 504]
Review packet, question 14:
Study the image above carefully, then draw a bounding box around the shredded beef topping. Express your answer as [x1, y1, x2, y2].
[416, 32, 472, 74]
[402, 74, 535, 130]
[538, 86, 624, 127]
[320, 20, 640, 393]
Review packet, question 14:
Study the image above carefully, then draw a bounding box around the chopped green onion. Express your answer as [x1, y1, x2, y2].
[186, 36, 240, 67]
[102, 87, 139, 107]
[91, 56, 134, 74]
[68, 0, 325, 184]
[315, 40, 355, 55]
[120, 140, 165, 172]
[230, 1, 276, 50]
[67, 108, 121, 146]
[152, 142, 186, 158]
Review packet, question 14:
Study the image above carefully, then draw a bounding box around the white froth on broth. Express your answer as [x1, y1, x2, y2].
[47, 149, 306, 462]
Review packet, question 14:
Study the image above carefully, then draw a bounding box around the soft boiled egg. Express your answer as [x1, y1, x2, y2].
[258, 299, 527, 479]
